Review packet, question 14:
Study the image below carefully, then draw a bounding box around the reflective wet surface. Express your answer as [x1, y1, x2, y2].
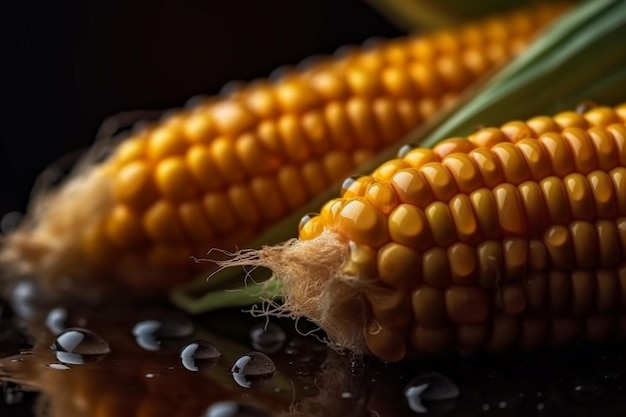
[3, 282, 626, 417]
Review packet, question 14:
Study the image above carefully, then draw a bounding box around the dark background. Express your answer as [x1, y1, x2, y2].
[0, 0, 401, 220]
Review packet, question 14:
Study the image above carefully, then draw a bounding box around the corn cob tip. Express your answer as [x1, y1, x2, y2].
[0, 165, 115, 293]
[214, 229, 371, 355]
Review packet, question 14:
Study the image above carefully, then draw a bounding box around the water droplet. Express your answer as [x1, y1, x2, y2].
[250, 323, 286, 354]
[341, 392, 353, 399]
[341, 175, 361, 195]
[10, 281, 38, 319]
[45, 307, 87, 335]
[349, 358, 365, 376]
[570, 379, 602, 402]
[50, 328, 110, 365]
[498, 401, 507, 409]
[47, 363, 70, 370]
[404, 372, 459, 414]
[297, 213, 319, 232]
[132, 313, 193, 351]
[397, 143, 417, 158]
[180, 340, 221, 371]
[203, 401, 273, 417]
[537, 402, 545, 411]
[231, 352, 276, 388]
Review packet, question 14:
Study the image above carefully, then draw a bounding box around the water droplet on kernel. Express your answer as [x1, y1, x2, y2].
[250, 323, 286, 354]
[180, 340, 221, 371]
[50, 328, 110, 365]
[231, 352, 276, 388]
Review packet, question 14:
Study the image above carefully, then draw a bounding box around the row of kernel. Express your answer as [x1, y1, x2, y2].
[410, 315, 622, 355]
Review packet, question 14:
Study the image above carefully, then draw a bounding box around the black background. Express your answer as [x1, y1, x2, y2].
[0, 0, 401, 219]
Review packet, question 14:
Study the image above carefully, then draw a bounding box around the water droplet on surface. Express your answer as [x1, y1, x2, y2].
[180, 340, 221, 371]
[132, 313, 193, 351]
[570, 379, 602, 402]
[203, 401, 273, 417]
[45, 307, 87, 335]
[50, 328, 110, 365]
[47, 363, 70, 370]
[404, 372, 459, 414]
[349, 358, 365, 376]
[10, 281, 38, 319]
[250, 323, 286, 354]
[231, 352, 276, 388]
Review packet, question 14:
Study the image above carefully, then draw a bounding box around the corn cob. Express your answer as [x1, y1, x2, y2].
[218, 103, 626, 362]
[0, 3, 569, 295]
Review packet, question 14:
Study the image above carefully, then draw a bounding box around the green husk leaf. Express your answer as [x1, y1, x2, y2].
[171, 0, 626, 314]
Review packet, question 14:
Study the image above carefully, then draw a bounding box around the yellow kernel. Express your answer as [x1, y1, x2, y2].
[278, 114, 312, 162]
[518, 181, 549, 236]
[494, 183, 527, 236]
[245, 83, 280, 118]
[564, 173, 594, 220]
[310, 69, 350, 100]
[155, 157, 197, 201]
[250, 177, 287, 221]
[422, 247, 451, 288]
[502, 238, 528, 281]
[185, 145, 223, 191]
[342, 241, 377, 279]
[366, 321, 407, 362]
[433, 138, 475, 160]
[500, 121, 534, 143]
[525, 272, 548, 312]
[469, 127, 508, 148]
[228, 185, 262, 227]
[210, 137, 246, 183]
[336, 197, 389, 248]
[412, 325, 453, 355]
[366, 182, 398, 215]
[449, 194, 480, 244]
[373, 159, 409, 182]
[301, 111, 331, 155]
[143, 200, 186, 243]
[381, 66, 415, 97]
[562, 128, 598, 174]
[235, 133, 281, 175]
[485, 315, 519, 352]
[411, 286, 446, 327]
[409, 62, 442, 96]
[346, 67, 382, 97]
[588, 127, 618, 171]
[113, 137, 147, 165]
[421, 163, 458, 202]
[114, 161, 158, 209]
[372, 97, 405, 145]
[608, 125, 626, 167]
[341, 175, 373, 199]
[448, 242, 478, 284]
[203, 193, 237, 234]
[516, 138, 552, 181]
[178, 201, 215, 244]
[445, 286, 489, 324]
[299, 215, 326, 241]
[584, 106, 619, 127]
[442, 153, 482, 194]
[596, 220, 621, 267]
[323, 151, 353, 183]
[105, 205, 147, 248]
[596, 270, 619, 313]
[323, 101, 356, 150]
[302, 160, 329, 195]
[183, 112, 216, 143]
[551, 318, 581, 348]
[425, 201, 456, 246]
[569, 221, 597, 269]
[403, 148, 438, 169]
[377, 242, 421, 289]
[81, 225, 118, 267]
[148, 124, 187, 160]
[210, 101, 256, 136]
[554, 110, 587, 129]
[539, 132, 575, 177]
[276, 80, 321, 113]
[526, 115, 558, 136]
[365, 288, 412, 328]
[256, 119, 284, 154]
[346, 97, 380, 148]
[388, 204, 433, 251]
[540, 176, 570, 224]
[544, 225, 574, 270]
[495, 282, 526, 314]
[277, 166, 309, 209]
[470, 188, 500, 239]
[491, 142, 531, 185]
[469, 148, 504, 188]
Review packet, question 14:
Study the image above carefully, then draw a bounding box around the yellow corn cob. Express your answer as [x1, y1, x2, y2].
[220, 103, 626, 362]
[0, 3, 569, 296]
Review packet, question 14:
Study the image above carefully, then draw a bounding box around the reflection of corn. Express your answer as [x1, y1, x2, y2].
[300, 104, 626, 361]
[1, 3, 569, 294]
